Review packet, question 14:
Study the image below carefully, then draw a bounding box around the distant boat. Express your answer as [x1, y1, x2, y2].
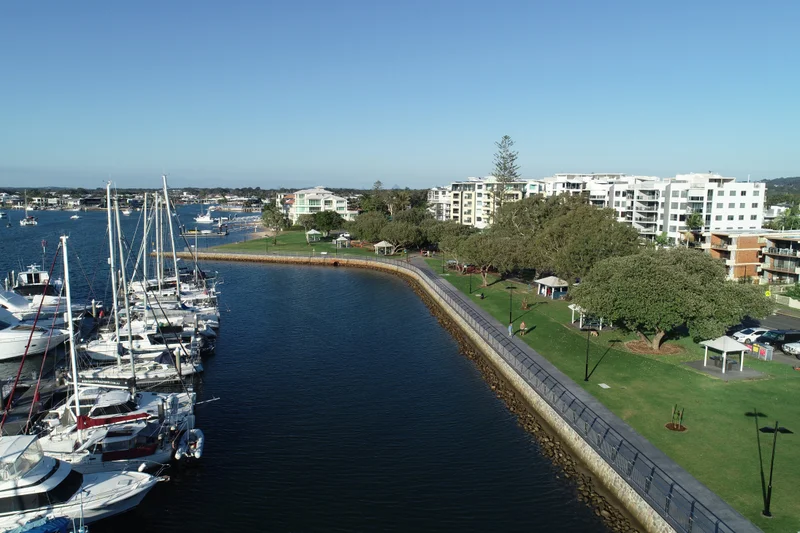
[122, 208, 132, 216]
[194, 204, 217, 224]
[19, 191, 37, 226]
[0, 212, 7, 219]
[70, 214, 80, 220]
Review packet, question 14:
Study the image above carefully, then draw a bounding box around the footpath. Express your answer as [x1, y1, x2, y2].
[407, 256, 758, 533]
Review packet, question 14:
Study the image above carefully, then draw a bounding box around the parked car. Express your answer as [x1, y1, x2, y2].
[752, 330, 800, 354]
[732, 327, 772, 344]
[781, 342, 800, 358]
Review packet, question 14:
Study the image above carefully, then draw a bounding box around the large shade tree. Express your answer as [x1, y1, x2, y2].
[571, 248, 774, 351]
[349, 211, 388, 242]
[459, 232, 518, 286]
[379, 221, 423, 254]
[313, 211, 344, 236]
[261, 204, 288, 245]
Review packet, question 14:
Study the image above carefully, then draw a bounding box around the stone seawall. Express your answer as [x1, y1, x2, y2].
[184, 252, 757, 533]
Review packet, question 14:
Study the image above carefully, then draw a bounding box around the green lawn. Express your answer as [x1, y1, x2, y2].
[427, 260, 800, 532]
[211, 230, 398, 258]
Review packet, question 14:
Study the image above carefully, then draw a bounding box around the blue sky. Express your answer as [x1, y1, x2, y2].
[1, 1, 798, 189]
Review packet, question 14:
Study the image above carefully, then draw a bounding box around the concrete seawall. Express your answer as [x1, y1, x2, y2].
[184, 251, 759, 533]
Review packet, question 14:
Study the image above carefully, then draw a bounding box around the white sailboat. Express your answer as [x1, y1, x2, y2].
[19, 192, 37, 226]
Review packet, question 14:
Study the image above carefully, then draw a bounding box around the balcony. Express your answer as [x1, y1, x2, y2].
[762, 247, 800, 258]
[710, 242, 731, 250]
[762, 262, 800, 275]
[635, 207, 659, 213]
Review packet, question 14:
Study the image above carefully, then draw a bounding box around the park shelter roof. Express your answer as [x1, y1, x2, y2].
[306, 229, 321, 235]
[374, 241, 393, 248]
[700, 336, 750, 353]
[534, 276, 569, 288]
[336, 235, 350, 241]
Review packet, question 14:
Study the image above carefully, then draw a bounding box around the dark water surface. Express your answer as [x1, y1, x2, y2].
[0, 209, 606, 532]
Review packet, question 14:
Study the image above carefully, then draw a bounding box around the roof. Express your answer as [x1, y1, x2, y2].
[306, 229, 322, 235]
[534, 276, 569, 287]
[336, 235, 350, 241]
[374, 240, 393, 247]
[700, 335, 750, 353]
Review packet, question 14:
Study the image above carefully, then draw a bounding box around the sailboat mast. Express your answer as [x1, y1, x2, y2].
[161, 175, 181, 301]
[114, 196, 138, 391]
[156, 194, 163, 292]
[106, 183, 122, 366]
[61, 235, 82, 438]
[143, 193, 148, 284]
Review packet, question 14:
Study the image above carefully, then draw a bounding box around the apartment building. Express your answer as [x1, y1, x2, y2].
[444, 177, 525, 229]
[427, 187, 451, 221]
[283, 187, 358, 224]
[759, 233, 800, 285]
[701, 231, 764, 281]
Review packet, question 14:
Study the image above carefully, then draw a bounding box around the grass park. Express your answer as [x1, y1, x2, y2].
[212, 230, 800, 531]
[425, 258, 800, 533]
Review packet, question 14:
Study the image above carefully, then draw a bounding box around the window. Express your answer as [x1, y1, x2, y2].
[680, 203, 686, 210]
[715, 215, 722, 221]
[716, 203, 723, 208]
[670, 202, 678, 209]
[672, 190, 679, 197]
[727, 215, 734, 220]
[669, 225, 677, 232]
[740, 203, 745, 208]
[477, 193, 482, 198]
[754, 190, 760, 196]
[728, 203, 735, 208]
[741, 190, 747, 196]
[730, 190, 737, 196]
[680, 191, 687, 198]
[670, 214, 677, 221]
[739, 215, 744, 220]
[476, 217, 482, 222]
[751, 215, 758, 220]
[679, 214, 686, 221]
[752, 203, 759, 208]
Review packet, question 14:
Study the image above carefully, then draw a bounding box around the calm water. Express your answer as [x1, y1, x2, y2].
[0, 208, 606, 532]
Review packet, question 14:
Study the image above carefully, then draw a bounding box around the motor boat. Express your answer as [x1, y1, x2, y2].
[0, 435, 163, 530]
[0, 307, 69, 361]
[5, 265, 64, 306]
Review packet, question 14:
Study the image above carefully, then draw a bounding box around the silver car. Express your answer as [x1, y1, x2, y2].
[782, 341, 800, 357]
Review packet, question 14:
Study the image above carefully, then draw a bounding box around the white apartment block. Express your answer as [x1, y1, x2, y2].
[444, 176, 525, 229]
[430, 172, 765, 240]
[427, 187, 451, 221]
[284, 186, 358, 224]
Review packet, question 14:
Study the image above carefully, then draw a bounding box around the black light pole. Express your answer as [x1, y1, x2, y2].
[505, 286, 516, 324]
[760, 421, 793, 517]
[582, 327, 597, 382]
[469, 269, 473, 294]
[442, 252, 445, 273]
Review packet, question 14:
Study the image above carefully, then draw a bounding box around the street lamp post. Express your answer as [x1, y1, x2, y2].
[442, 252, 445, 273]
[505, 286, 516, 325]
[582, 327, 597, 382]
[747, 410, 794, 517]
[469, 269, 473, 294]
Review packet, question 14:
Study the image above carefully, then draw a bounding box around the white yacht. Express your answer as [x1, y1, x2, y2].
[0, 212, 7, 220]
[0, 435, 162, 530]
[0, 307, 69, 361]
[6, 265, 64, 307]
[193, 206, 216, 224]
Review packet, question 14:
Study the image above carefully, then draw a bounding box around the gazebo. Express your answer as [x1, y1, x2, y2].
[374, 241, 393, 255]
[568, 304, 609, 330]
[306, 229, 322, 243]
[335, 234, 351, 249]
[534, 276, 569, 300]
[700, 335, 749, 374]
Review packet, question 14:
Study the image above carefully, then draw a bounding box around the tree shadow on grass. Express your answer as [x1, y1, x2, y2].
[587, 339, 622, 380]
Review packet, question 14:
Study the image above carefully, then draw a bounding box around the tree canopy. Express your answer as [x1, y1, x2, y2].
[261, 204, 288, 244]
[491, 135, 520, 214]
[314, 211, 344, 235]
[349, 211, 388, 242]
[571, 248, 774, 350]
[379, 221, 423, 254]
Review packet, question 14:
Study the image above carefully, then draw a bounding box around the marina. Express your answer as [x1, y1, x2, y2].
[0, 192, 607, 532]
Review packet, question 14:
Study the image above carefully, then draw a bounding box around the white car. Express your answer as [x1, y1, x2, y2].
[732, 327, 771, 344]
[782, 342, 800, 357]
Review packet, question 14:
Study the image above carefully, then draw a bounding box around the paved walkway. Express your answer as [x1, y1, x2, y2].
[407, 255, 758, 533]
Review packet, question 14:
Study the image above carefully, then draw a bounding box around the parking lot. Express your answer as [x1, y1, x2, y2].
[740, 311, 800, 365]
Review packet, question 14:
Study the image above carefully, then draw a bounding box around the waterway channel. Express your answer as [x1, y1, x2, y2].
[0, 210, 608, 531]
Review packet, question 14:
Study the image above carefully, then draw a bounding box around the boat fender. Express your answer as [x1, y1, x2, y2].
[138, 463, 148, 472]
